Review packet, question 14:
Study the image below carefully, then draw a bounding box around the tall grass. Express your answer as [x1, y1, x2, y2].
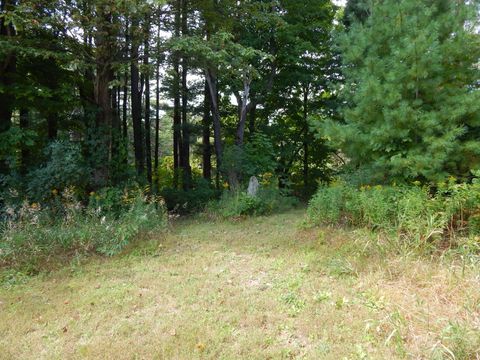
[0, 191, 167, 273]
[204, 188, 299, 219]
[307, 181, 480, 253]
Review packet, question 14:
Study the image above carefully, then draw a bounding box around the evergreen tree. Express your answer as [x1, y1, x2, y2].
[323, 0, 480, 183]
[343, 0, 370, 28]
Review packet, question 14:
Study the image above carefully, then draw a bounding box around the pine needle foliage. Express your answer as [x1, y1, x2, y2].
[324, 0, 480, 183]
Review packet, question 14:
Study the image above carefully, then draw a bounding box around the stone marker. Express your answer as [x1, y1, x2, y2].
[247, 176, 260, 197]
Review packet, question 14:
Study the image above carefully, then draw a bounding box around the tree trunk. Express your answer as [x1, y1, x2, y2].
[0, 0, 16, 176]
[122, 19, 129, 141]
[234, 76, 251, 146]
[248, 101, 256, 136]
[180, 0, 191, 190]
[144, 21, 152, 185]
[154, 35, 161, 189]
[202, 80, 212, 181]
[228, 76, 252, 188]
[302, 84, 309, 191]
[19, 109, 29, 176]
[172, 0, 182, 188]
[111, 75, 122, 179]
[93, 4, 116, 187]
[205, 68, 223, 188]
[131, 16, 145, 176]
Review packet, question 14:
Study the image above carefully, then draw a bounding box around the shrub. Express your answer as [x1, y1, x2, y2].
[307, 179, 480, 249]
[26, 140, 89, 202]
[206, 188, 298, 219]
[0, 191, 167, 273]
[305, 184, 345, 225]
[160, 178, 221, 214]
[221, 133, 277, 185]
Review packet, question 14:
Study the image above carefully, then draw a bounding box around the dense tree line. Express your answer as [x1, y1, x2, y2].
[0, 0, 478, 209]
[0, 0, 338, 206]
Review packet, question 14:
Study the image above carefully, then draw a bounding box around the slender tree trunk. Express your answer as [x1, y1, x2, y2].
[116, 83, 121, 117]
[93, 5, 116, 187]
[122, 19, 129, 141]
[235, 76, 251, 146]
[202, 80, 212, 181]
[154, 34, 161, 188]
[172, 0, 182, 188]
[131, 16, 145, 176]
[144, 21, 152, 185]
[205, 68, 222, 188]
[122, 74, 128, 139]
[19, 109, 29, 176]
[154, 53, 160, 179]
[111, 74, 122, 180]
[248, 101, 256, 136]
[111, 84, 120, 128]
[0, 0, 16, 176]
[180, 0, 191, 190]
[302, 84, 309, 191]
[228, 76, 252, 188]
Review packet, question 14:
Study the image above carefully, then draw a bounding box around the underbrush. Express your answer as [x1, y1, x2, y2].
[204, 188, 299, 219]
[160, 179, 221, 214]
[307, 179, 480, 254]
[0, 188, 167, 274]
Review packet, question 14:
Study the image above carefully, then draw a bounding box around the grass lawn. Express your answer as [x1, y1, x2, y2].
[0, 209, 479, 359]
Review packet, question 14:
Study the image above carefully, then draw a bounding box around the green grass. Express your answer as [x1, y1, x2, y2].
[0, 209, 479, 359]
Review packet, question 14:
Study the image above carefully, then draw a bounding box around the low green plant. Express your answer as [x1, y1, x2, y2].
[0, 191, 166, 273]
[307, 177, 480, 251]
[432, 322, 480, 360]
[160, 178, 221, 214]
[205, 188, 298, 219]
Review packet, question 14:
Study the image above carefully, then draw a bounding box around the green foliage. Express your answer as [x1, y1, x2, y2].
[307, 178, 480, 250]
[206, 188, 298, 219]
[432, 322, 480, 360]
[319, 0, 480, 183]
[0, 127, 36, 171]
[221, 133, 276, 184]
[160, 178, 221, 214]
[0, 192, 166, 273]
[26, 140, 89, 201]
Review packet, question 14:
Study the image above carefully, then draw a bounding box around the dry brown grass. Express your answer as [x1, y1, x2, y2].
[0, 209, 479, 359]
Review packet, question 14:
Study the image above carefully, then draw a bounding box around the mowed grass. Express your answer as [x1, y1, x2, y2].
[0, 209, 479, 359]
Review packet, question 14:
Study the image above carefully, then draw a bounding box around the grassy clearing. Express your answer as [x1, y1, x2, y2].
[0, 209, 479, 359]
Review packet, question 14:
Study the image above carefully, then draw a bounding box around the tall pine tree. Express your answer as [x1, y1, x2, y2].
[323, 0, 480, 183]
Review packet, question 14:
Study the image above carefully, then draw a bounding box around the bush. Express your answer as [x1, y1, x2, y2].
[206, 188, 298, 219]
[221, 133, 277, 185]
[0, 191, 167, 273]
[26, 140, 89, 202]
[307, 179, 480, 249]
[160, 179, 221, 214]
